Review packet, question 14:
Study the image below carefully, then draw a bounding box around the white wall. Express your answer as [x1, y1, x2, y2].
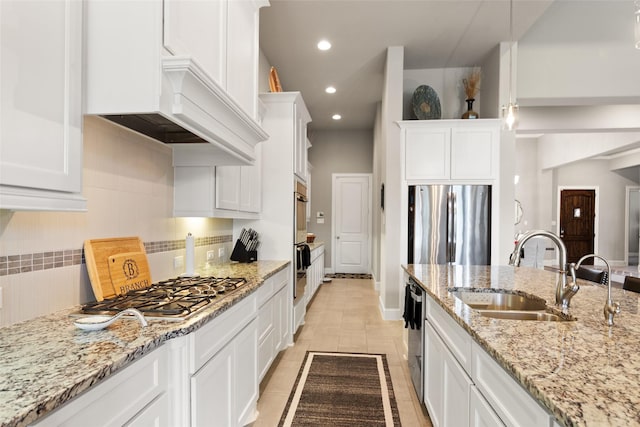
[307, 130, 374, 270]
[0, 117, 233, 326]
[518, 0, 640, 105]
[514, 138, 541, 232]
[403, 67, 487, 121]
[378, 46, 404, 320]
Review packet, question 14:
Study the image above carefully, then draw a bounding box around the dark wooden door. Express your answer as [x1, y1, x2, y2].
[560, 189, 595, 263]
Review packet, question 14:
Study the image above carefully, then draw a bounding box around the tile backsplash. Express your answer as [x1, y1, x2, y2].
[0, 117, 235, 326]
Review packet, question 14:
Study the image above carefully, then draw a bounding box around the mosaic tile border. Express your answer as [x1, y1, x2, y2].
[0, 235, 232, 277]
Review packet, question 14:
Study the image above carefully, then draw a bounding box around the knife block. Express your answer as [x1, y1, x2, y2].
[230, 240, 257, 263]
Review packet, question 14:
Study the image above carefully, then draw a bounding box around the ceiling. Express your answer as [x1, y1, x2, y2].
[259, 0, 555, 132]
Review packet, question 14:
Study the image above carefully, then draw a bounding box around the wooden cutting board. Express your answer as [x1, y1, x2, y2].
[84, 237, 150, 301]
[108, 252, 152, 296]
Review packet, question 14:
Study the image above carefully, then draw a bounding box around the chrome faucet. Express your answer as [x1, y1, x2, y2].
[509, 230, 579, 309]
[569, 254, 620, 326]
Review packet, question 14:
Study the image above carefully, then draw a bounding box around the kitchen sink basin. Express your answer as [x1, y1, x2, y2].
[449, 289, 576, 322]
[450, 290, 547, 311]
[477, 310, 575, 322]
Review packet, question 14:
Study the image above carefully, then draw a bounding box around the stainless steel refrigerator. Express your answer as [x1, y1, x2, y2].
[408, 185, 491, 265]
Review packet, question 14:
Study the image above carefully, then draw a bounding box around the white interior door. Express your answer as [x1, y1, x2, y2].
[333, 174, 371, 274]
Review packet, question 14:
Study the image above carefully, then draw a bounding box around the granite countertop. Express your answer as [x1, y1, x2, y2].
[403, 264, 640, 427]
[0, 260, 289, 427]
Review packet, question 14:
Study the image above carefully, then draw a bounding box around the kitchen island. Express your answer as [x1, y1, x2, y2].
[404, 264, 640, 427]
[0, 260, 289, 427]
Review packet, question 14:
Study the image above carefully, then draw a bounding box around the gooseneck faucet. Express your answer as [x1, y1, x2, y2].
[509, 230, 579, 309]
[569, 254, 620, 326]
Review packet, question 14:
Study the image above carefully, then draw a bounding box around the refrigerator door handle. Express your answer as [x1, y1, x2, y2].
[451, 192, 457, 262]
[447, 192, 455, 263]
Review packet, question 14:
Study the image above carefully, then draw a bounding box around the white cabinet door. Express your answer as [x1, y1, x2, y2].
[163, 0, 226, 85]
[424, 323, 445, 427]
[442, 344, 472, 427]
[0, 0, 85, 211]
[191, 342, 234, 427]
[125, 393, 170, 427]
[239, 142, 262, 213]
[227, 0, 260, 118]
[235, 319, 258, 426]
[31, 346, 168, 426]
[469, 386, 505, 427]
[401, 120, 499, 182]
[450, 126, 497, 180]
[405, 127, 450, 180]
[216, 166, 242, 210]
[425, 321, 472, 427]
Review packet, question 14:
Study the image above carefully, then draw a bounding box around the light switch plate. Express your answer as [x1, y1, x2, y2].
[207, 250, 215, 261]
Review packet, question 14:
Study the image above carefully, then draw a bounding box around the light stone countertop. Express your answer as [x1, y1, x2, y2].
[0, 260, 289, 427]
[403, 264, 640, 427]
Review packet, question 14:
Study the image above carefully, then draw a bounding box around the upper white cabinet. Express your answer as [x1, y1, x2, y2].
[399, 120, 500, 182]
[294, 111, 310, 182]
[84, 0, 268, 165]
[216, 144, 262, 214]
[0, 0, 86, 211]
[261, 93, 311, 183]
[173, 143, 262, 218]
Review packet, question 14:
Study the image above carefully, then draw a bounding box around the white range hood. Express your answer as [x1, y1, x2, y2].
[93, 56, 267, 165]
[83, 0, 268, 165]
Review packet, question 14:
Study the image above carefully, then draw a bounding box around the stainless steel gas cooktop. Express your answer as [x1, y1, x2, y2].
[79, 276, 247, 321]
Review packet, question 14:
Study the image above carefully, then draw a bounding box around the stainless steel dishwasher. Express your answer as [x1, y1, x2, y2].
[406, 278, 425, 403]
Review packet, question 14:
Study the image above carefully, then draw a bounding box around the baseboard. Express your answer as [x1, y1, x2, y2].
[378, 295, 402, 321]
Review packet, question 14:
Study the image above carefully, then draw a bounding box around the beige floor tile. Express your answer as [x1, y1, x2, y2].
[255, 278, 432, 426]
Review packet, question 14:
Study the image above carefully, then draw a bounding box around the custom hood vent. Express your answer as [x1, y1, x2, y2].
[87, 56, 268, 165]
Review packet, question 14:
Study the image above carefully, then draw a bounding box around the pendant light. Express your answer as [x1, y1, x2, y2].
[502, 0, 518, 130]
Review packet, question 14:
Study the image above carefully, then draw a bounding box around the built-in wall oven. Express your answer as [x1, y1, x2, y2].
[294, 182, 308, 300]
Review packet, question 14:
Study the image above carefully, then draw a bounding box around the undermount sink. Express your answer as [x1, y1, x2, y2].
[476, 310, 574, 322]
[450, 290, 547, 311]
[449, 289, 576, 322]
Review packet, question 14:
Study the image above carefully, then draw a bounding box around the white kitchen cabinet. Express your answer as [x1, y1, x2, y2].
[294, 113, 310, 182]
[399, 120, 500, 182]
[216, 143, 263, 214]
[173, 144, 261, 218]
[0, 0, 86, 211]
[471, 341, 552, 427]
[424, 322, 472, 427]
[85, 0, 268, 165]
[306, 245, 325, 306]
[30, 346, 168, 426]
[260, 93, 311, 185]
[190, 293, 258, 427]
[469, 386, 505, 427]
[422, 292, 554, 427]
[256, 269, 290, 382]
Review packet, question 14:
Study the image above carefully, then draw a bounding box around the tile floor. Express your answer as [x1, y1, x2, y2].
[251, 278, 432, 426]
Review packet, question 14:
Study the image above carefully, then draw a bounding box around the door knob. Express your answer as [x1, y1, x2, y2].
[336, 236, 340, 239]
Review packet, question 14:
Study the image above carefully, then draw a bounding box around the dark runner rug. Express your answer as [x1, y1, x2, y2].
[326, 273, 373, 279]
[278, 351, 401, 426]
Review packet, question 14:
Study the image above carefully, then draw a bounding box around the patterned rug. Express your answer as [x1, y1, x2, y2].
[326, 273, 373, 279]
[278, 351, 401, 426]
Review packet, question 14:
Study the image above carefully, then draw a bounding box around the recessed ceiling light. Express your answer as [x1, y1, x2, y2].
[325, 86, 336, 94]
[332, 114, 342, 120]
[317, 40, 331, 51]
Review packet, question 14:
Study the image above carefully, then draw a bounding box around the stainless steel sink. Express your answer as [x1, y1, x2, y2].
[449, 289, 576, 322]
[477, 310, 575, 322]
[450, 290, 547, 311]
